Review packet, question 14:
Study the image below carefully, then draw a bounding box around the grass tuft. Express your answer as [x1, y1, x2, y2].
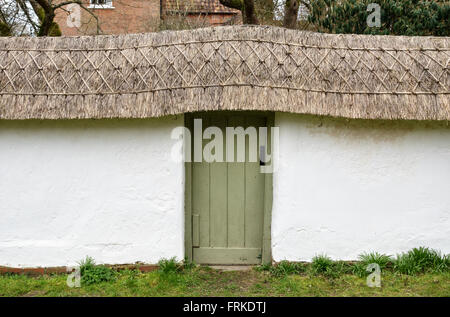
[310, 255, 333, 275]
[182, 257, 196, 271]
[353, 252, 393, 277]
[254, 263, 272, 272]
[394, 247, 449, 275]
[158, 257, 182, 274]
[310, 255, 352, 278]
[78, 256, 116, 286]
[268, 261, 306, 277]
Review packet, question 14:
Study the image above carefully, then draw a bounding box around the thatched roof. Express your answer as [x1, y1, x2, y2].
[0, 25, 448, 121]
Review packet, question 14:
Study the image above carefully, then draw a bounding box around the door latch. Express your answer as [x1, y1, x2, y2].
[259, 146, 265, 166]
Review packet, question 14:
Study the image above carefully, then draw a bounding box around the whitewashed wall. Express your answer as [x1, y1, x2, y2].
[0, 117, 184, 267]
[1, 113, 449, 267]
[272, 113, 450, 261]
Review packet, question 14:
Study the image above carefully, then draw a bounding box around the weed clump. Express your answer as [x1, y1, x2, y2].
[393, 247, 449, 275]
[267, 261, 306, 277]
[353, 252, 393, 277]
[158, 257, 181, 274]
[79, 256, 116, 286]
[158, 257, 196, 274]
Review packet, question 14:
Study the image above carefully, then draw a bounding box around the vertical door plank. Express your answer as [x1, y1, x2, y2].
[244, 116, 266, 248]
[262, 114, 274, 264]
[227, 115, 245, 248]
[192, 214, 200, 247]
[184, 115, 193, 261]
[193, 115, 210, 247]
[209, 115, 228, 247]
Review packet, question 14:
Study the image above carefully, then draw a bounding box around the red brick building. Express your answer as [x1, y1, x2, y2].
[162, 0, 241, 27]
[55, 0, 241, 35]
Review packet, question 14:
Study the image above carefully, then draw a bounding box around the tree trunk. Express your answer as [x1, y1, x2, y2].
[243, 0, 259, 24]
[38, 11, 55, 36]
[284, 0, 299, 29]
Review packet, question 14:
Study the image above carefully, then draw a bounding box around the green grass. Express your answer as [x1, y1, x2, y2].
[79, 256, 116, 286]
[1, 247, 448, 297]
[158, 257, 182, 274]
[0, 267, 448, 297]
[393, 247, 449, 275]
[255, 260, 307, 277]
[353, 252, 393, 277]
[310, 255, 353, 279]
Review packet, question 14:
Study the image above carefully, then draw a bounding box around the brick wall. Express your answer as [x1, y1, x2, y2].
[191, 13, 240, 26]
[55, 0, 160, 35]
[161, 12, 241, 29]
[55, 0, 241, 35]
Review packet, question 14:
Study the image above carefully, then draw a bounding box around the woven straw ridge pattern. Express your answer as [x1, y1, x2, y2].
[0, 26, 448, 120]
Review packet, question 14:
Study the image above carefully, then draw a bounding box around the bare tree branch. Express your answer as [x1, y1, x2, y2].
[1, 0, 102, 36]
[16, 0, 39, 33]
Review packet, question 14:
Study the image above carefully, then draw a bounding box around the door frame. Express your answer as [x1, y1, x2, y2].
[184, 111, 274, 265]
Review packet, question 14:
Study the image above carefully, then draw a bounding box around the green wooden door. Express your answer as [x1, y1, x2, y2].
[185, 112, 272, 265]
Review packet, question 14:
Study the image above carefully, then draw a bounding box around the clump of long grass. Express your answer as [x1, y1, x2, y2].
[255, 261, 304, 276]
[158, 257, 182, 274]
[257, 247, 448, 279]
[157, 257, 196, 274]
[310, 255, 334, 275]
[353, 252, 393, 277]
[393, 247, 449, 275]
[268, 261, 307, 277]
[310, 255, 352, 278]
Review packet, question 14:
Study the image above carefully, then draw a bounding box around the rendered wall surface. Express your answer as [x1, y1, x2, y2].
[272, 113, 450, 261]
[0, 116, 184, 267]
[1, 112, 449, 267]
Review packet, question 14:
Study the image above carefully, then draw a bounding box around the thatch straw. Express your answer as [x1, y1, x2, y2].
[0, 25, 448, 120]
